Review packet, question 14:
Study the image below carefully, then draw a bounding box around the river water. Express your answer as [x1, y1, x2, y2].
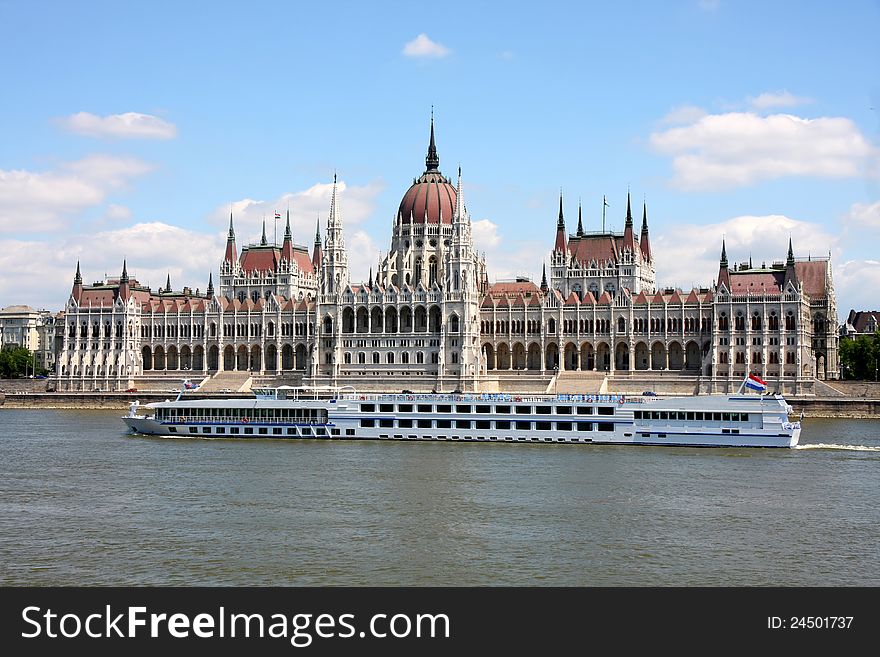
[0, 410, 877, 586]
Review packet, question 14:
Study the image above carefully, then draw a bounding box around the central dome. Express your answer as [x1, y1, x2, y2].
[397, 120, 457, 225]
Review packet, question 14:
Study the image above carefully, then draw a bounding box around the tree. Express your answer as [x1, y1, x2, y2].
[0, 345, 46, 378]
[839, 332, 880, 380]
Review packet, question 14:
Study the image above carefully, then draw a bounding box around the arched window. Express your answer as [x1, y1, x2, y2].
[372, 352, 380, 364]
[428, 257, 438, 286]
[358, 352, 366, 364]
[386, 352, 395, 364]
[450, 314, 460, 333]
[617, 317, 626, 333]
[344, 352, 352, 364]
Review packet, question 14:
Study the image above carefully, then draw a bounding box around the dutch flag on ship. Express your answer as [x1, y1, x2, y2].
[744, 374, 767, 392]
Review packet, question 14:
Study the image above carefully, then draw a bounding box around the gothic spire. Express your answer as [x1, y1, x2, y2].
[625, 191, 633, 227]
[224, 210, 238, 264]
[261, 218, 268, 246]
[784, 237, 799, 289]
[640, 201, 652, 261]
[285, 207, 292, 240]
[454, 166, 465, 221]
[74, 260, 82, 285]
[540, 263, 548, 294]
[720, 238, 728, 268]
[554, 191, 567, 253]
[368, 267, 373, 288]
[206, 272, 214, 298]
[120, 259, 129, 284]
[165, 272, 172, 294]
[576, 200, 584, 237]
[118, 259, 130, 302]
[227, 210, 235, 240]
[426, 109, 439, 172]
[718, 238, 731, 290]
[557, 190, 565, 228]
[787, 236, 795, 266]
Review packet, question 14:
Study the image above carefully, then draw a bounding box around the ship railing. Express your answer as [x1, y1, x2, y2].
[337, 392, 632, 404]
[158, 416, 327, 426]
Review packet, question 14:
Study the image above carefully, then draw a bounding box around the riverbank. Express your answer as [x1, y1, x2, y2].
[2, 391, 879, 418]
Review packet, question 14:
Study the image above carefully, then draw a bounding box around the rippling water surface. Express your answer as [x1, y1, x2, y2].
[1, 410, 877, 585]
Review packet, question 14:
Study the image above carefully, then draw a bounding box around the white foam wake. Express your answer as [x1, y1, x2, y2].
[795, 443, 880, 452]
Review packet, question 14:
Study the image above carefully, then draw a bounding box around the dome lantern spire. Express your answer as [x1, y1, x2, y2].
[425, 108, 439, 172]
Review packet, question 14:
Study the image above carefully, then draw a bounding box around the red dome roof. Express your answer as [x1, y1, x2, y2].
[398, 117, 457, 224]
[398, 171, 457, 224]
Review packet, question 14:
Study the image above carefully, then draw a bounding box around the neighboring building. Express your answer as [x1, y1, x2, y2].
[840, 310, 880, 339]
[0, 305, 56, 371]
[52, 120, 839, 393]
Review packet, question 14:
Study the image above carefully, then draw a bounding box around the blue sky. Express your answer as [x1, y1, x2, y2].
[1, 0, 878, 316]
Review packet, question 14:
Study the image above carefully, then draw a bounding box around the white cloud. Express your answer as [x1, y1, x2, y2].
[836, 260, 880, 313]
[650, 112, 875, 190]
[698, 0, 720, 10]
[472, 219, 500, 249]
[653, 213, 838, 291]
[211, 179, 384, 247]
[840, 200, 880, 230]
[0, 155, 153, 232]
[58, 111, 177, 140]
[0, 222, 223, 310]
[402, 34, 450, 58]
[748, 91, 813, 110]
[347, 230, 382, 285]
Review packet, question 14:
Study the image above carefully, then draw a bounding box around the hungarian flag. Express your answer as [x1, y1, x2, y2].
[745, 374, 767, 392]
[274, 212, 281, 219]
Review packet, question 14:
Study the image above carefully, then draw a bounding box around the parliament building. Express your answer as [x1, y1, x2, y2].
[55, 121, 838, 394]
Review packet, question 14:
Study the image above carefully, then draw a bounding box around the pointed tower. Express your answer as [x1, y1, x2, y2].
[640, 201, 652, 262]
[783, 237, 799, 289]
[164, 272, 172, 295]
[206, 272, 214, 298]
[540, 263, 549, 294]
[312, 216, 323, 272]
[281, 208, 294, 263]
[367, 267, 373, 289]
[260, 219, 268, 246]
[118, 260, 130, 302]
[717, 238, 731, 290]
[224, 210, 238, 265]
[320, 174, 349, 295]
[71, 261, 83, 303]
[576, 200, 584, 237]
[623, 191, 636, 249]
[554, 192, 567, 253]
[426, 111, 439, 172]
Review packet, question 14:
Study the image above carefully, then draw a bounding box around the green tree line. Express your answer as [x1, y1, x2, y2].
[0, 345, 47, 378]
[839, 333, 880, 380]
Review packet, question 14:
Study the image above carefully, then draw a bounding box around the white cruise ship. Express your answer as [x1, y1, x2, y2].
[123, 385, 801, 449]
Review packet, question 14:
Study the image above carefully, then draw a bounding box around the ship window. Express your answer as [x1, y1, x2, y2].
[302, 428, 312, 436]
[516, 421, 532, 430]
[361, 403, 375, 412]
[732, 429, 740, 434]
[437, 419, 452, 428]
[577, 422, 593, 431]
[713, 412, 721, 421]
[677, 412, 686, 420]
[651, 412, 660, 420]
[169, 427, 177, 433]
[258, 427, 268, 435]
[577, 406, 593, 415]
[476, 420, 491, 430]
[598, 407, 614, 415]
[496, 405, 511, 414]
[557, 422, 572, 431]
[660, 412, 669, 420]
[230, 427, 240, 434]
[495, 420, 511, 430]
[398, 404, 413, 413]
[437, 405, 452, 413]
[331, 429, 340, 436]
[536, 405, 552, 415]
[361, 419, 375, 428]
[379, 404, 394, 412]
[475, 405, 491, 414]
[634, 411, 642, 420]
[273, 427, 282, 435]
[189, 427, 197, 434]
[456, 419, 472, 429]
[535, 421, 551, 430]
[399, 419, 413, 428]
[687, 412, 695, 421]
[346, 429, 355, 436]
[456, 405, 472, 414]
[316, 428, 326, 436]
[418, 419, 432, 428]
[723, 413, 731, 422]
[722, 429, 730, 434]
[203, 427, 211, 434]
[516, 406, 532, 414]
[694, 412, 703, 421]
[417, 404, 432, 413]
[598, 423, 614, 432]
[244, 428, 253, 434]
[288, 428, 297, 435]
[556, 406, 572, 414]
[379, 419, 393, 428]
